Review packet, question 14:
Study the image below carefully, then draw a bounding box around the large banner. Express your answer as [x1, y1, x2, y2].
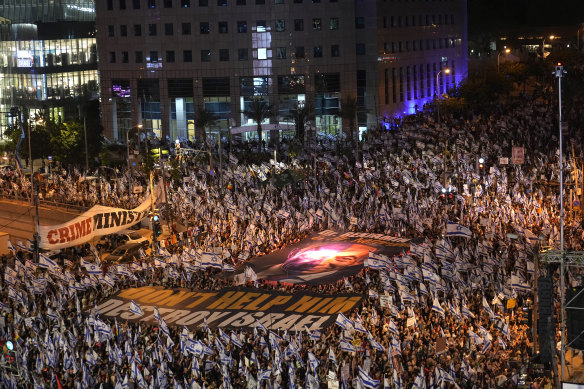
[240, 230, 411, 284]
[39, 186, 157, 250]
[97, 286, 363, 331]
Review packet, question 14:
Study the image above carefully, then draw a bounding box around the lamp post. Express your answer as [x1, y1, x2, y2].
[554, 62, 566, 384]
[497, 48, 511, 72]
[541, 35, 555, 60]
[436, 68, 450, 123]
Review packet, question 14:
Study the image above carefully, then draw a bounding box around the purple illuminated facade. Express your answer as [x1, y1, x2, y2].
[95, 0, 467, 142]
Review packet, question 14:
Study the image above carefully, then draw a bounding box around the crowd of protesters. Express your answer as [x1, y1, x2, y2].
[0, 87, 581, 388]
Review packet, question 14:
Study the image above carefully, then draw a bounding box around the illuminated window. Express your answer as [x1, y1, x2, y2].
[258, 48, 267, 60]
[329, 18, 339, 30]
[312, 18, 321, 30]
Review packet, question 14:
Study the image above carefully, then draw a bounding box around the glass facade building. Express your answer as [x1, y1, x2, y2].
[0, 0, 99, 139]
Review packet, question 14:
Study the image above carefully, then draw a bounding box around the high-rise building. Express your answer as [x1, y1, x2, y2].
[0, 0, 99, 139]
[96, 0, 467, 142]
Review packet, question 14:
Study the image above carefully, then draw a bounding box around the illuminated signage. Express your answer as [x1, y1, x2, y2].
[16, 51, 33, 67]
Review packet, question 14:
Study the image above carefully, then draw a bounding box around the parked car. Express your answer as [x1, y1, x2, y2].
[103, 242, 148, 264]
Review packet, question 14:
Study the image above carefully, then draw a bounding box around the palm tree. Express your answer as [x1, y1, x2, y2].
[244, 98, 273, 152]
[338, 95, 358, 159]
[288, 101, 315, 148]
[194, 108, 218, 147]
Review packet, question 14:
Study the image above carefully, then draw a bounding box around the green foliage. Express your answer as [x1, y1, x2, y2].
[288, 101, 315, 148]
[243, 98, 274, 152]
[194, 108, 218, 145]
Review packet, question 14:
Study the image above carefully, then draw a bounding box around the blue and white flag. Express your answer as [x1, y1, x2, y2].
[39, 254, 58, 270]
[339, 339, 356, 352]
[446, 221, 472, 238]
[129, 300, 144, 316]
[431, 297, 445, 318]
[358, 366, 380, 388]
[335, 312, 354, 331]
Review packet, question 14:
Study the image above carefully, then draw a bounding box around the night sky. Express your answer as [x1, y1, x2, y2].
[468, 0, 584, 36]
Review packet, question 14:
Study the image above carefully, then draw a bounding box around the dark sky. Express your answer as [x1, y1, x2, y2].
[468, 0, 584, 36]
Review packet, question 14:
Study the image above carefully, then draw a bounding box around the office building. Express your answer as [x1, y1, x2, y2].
[96, 0, 467, 142]
[0, 1, 99, 139]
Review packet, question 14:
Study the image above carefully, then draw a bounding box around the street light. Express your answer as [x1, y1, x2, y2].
[541, 35, 555, 59]
[497, 48, 511, 72]
[436, 68, 450, 123]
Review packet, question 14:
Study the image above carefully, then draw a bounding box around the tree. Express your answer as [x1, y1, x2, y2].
[338, 95, 358, 159]
[288, 101, 315, 148]
[194, 108, 218, 147]
[244, 98, 274, 152]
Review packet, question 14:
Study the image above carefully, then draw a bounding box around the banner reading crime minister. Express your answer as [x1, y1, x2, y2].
[96, 286, 364, 331]
[38, 184, 159, 250]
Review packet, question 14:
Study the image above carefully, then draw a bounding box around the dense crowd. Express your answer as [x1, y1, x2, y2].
[0, 89, 582, 389]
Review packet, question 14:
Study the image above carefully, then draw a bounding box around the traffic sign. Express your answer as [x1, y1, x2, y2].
[48, 156, 52, 162]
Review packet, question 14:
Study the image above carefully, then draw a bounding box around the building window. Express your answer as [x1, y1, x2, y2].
[219, 49, 229, 61]
[237, 0, 246, 4]
[257, 48, 267, 59]
[256, 0, 265, 4]
[275, 0, 284, 4]
[329, 18, 339, 30]
[165, 23, 174, 35]
[275, 19, 285, 32]
[136, 51, 143, 63]
[107, 0, 113, 10]
[150, 51, 159, 62]
[199, 0, 208, 6]
[312, 0, 320, 2]
[294, 0, 302, 3]
[218, 0, 227, 5]
[148, 24, 157, 36]
[148, 0, 156, 8]
[412, 40, 416, 51]
[256, 20, 266, 30]
[201, 50, 211, 62]
[238, 48, 248, 60]
[182, 22, 191, 34]
[219, 22, 228, 33]
[108, 25, 115, 37]
[420, 64, 425, 98]
[184, 50, 193, 62]
[406, 66, 411, 100]
[200, 22, 210, 34]
[134, 24, 142, 36]
[295, 46, 304, 58]
[312, 18, 321, 30]
[294, 19, 304, 31]
[166, 51, 175, 62]
[181, 0, 191, 6]
[313, 46, 322, 57]
[276, 47, 286, 59]
[120, 0, 127, 10]
[164, 0, 172, 7]
[355, 17, 365, 29]
[122, 51, 129, 63]
[331, 44, 339, 57]
[133, 0, 140, 9]
[109, 52, 116, 63]
[237, 21, 247, 33]
[356, 43, 365, 55]
[120, 25, 128, 36]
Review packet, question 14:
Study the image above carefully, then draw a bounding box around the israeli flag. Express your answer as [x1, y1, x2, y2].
[229, 153, 239, 165]
[358, 366, 380, 388]
[431, 297, 445, 318]
[339, 339, 356, 352]
[335, 312, 354, 331]
[445, 221, 472, 238]
[39, 254, 58, 270]
[129, 300, 144, 316]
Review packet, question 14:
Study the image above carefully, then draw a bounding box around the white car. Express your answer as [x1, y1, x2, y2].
[117, 230, 149, 245]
